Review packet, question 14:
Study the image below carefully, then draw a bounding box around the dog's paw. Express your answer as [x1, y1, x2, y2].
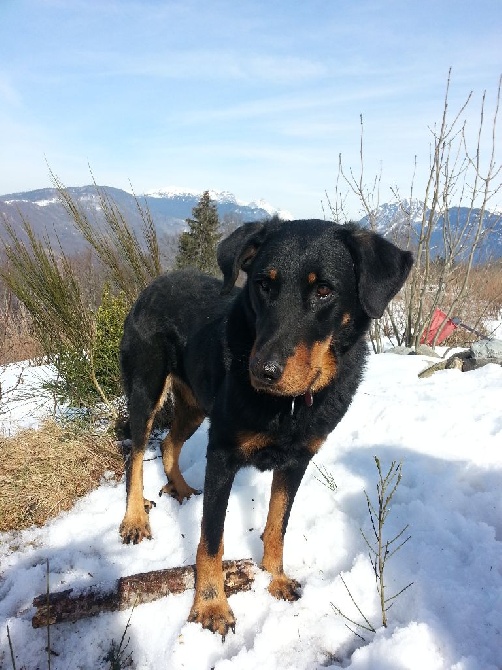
[188, 600, 236, 640]
[159, 482, 201, 504]
[119, 513, 152, 544]
[268, 574, 301, 601]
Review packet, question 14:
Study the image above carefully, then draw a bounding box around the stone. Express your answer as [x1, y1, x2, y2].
[470, 339, 502, 362]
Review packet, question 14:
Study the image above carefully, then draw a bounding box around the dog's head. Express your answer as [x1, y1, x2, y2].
[218, 219, 412, 397]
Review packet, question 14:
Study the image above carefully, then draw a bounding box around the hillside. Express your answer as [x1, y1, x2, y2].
[1, 187, 501, 261]
[0, 186, 293, 254]
[359, 199, 502, 261]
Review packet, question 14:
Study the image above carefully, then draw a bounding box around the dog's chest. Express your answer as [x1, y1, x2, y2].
[236, 403, 323, 472]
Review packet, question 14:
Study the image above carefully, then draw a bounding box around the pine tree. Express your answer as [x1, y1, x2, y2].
[175, 191, 221, 276]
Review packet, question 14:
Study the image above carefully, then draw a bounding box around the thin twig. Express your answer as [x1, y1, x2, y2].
[46, 559, 51, 670]
[7, 625, 16, 670]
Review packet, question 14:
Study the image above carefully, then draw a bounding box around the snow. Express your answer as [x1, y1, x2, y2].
[2, 197, 59, 207]
[0, 361, 56, 436]
[245, 198, 293, 221]
[145, 185, 202, 199]
[34, 197, 59, 207]
[145, 186, 242, 204]
[144, 186, 294, 219]
[1, 352, 501, 669]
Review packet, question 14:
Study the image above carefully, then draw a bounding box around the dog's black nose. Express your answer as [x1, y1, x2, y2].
[262, 360, 283, 382]
[250, 357, 284, 385]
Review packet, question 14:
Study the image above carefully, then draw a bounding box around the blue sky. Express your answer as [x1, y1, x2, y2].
[0, 0, 501, 218]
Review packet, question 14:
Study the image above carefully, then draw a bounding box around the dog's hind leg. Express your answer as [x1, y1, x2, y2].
[159, 376, 205, 503]
[120, 372, 171, 544]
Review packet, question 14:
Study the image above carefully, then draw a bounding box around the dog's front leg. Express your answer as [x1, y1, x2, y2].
[120, 447, 154, 544]
[189, 447, 237, 639]
[261, 458, 310, 600]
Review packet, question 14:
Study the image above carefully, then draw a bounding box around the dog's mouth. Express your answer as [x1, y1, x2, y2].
[249, 368, 321, 399]
[249, 337, 337, 398]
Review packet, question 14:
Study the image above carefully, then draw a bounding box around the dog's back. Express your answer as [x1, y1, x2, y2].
[120, 269, 235, 401]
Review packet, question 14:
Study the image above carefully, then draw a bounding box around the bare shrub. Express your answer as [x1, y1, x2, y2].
[330, 458, 412, 637]
[0, 284, 42, 365]
[0, 245, 107, 366]
[330, 72, 502, 351]
[0, 172, 165, 411]
[50, 168, 163, 302]
[467, 261, 502, 321]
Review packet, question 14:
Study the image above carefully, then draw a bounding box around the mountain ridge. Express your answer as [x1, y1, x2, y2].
[359, 199, 502, 261]
[0, 185, 293, 254]
[1, 186, 500, 260]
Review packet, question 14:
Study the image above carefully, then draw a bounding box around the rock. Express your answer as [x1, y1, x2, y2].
[418, 346, 502, 378]
[470, 339, 502, 363]
[462, 357, 499, 372]
[386, 346, 414, 355]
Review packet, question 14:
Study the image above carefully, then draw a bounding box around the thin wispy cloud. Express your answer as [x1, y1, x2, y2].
[78, 52, 328, 83]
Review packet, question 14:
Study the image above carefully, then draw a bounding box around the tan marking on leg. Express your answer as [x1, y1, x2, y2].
[261, 471, 287, 575]
[188, 538, 235, 638]
[150, 373, 174, 421]
[120, 449, 152, 543]
[160, 376, 204, 502]
[236, 431, 272, 459]
[120, 375, 172, 543]
[261, 471, 301, 601]
[307, 437, 325, 455]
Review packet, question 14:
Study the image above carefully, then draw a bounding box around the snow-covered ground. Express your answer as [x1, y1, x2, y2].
[0, 361, 56, 436]
[0, 350, 501, 669]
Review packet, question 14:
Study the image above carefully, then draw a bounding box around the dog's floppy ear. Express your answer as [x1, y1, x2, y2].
[343, 226, 413, 318]
[217, 221, 268, 293]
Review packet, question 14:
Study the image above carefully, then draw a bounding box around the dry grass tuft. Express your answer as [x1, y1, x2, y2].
[0, 420, 124, 533]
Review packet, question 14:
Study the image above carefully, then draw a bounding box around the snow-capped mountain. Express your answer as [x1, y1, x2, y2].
[358, 198, 424, 234]
[144, 186, 293, 221]
[1, 185, 500, 261]
[0, 185, 292, 254]
[358, 199, 502, 261]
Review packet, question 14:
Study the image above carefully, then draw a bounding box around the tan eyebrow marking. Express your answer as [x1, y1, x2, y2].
[307, 272, 317, 285]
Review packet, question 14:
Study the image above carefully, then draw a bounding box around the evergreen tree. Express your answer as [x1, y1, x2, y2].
[175, 191, 221, 275]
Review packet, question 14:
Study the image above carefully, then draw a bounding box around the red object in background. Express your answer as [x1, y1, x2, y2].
[420, 308, 458, 345]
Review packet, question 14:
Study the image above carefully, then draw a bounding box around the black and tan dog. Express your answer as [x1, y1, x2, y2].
[119, 218, 412, 638]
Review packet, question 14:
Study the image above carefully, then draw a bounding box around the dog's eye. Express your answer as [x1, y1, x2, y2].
[316, 284, 333, 299]
[256, 278, 271, 293]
